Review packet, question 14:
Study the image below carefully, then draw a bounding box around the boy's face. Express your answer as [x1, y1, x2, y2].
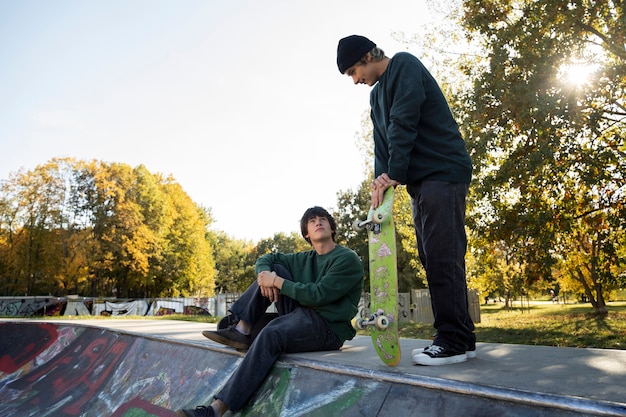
[305, 216, 334, 242]
[345, 57, 378, 86]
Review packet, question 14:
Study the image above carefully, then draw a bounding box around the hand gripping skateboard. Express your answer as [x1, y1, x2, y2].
[353, 187, 400, 366]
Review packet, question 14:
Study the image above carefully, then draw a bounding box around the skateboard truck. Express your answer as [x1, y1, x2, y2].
[355, 308, 390, 330]
[352, 211, 387, 234]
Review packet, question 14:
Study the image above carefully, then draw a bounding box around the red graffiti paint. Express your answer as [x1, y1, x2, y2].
[0, 322, 58, 373]
[9, 328, 132, 416]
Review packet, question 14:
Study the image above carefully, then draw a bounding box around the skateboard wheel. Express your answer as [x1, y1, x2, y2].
[352, 220, 365, 232]
[375, 315, 389, 330]
[372, 212, 386, 224]
[355, 318, 366, 330]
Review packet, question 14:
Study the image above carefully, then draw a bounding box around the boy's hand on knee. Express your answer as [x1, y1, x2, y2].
[258, 271, 280, 302]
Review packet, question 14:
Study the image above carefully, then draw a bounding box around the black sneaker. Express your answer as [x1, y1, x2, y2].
[412, 344, 467, 366]
[177, 406, 215, 417]
[202, 325, 251, 350]
[413, 337, 477, 359]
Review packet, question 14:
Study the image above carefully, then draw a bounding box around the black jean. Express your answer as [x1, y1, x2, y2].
[215, 264, 342, 411]
[407, 180, 475, 353]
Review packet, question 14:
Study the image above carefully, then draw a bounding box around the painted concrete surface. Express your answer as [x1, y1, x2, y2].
[1, 319, 625, 416]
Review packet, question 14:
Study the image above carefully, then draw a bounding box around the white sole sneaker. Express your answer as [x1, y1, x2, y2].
[412, 344, 468, 366]
[412, 347, 476, 359]
[411, 347, 424, 357]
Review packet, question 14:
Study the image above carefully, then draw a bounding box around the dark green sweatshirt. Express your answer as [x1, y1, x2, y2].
[370, 52, 472, 185]
[255, 245, 363, 343]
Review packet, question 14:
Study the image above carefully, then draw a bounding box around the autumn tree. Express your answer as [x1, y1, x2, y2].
[0, 160, 76, 295]
[209, 231, 254, 294]
[459, 0, 626, 313]
[0, 159, 216, 298]
[156, 182, 215, 297]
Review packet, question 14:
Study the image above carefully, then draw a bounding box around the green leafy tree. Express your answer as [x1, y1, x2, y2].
[253, 232, 310, 256]
[210, 231, 254, 294]
[334, 177, 372, 277]
[458, 0, 626, 313]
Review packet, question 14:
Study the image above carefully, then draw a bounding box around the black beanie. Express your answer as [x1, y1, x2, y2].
[336, 35, 376, 74]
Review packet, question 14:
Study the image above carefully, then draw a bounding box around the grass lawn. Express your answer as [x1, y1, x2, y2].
[397, 301, 626, 350]
[158, 300, 625, 350]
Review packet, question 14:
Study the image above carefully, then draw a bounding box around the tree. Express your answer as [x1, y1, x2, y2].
[210, 231, 254, 294]
[334, 177, 372, 279]
[2, 160, 71, 295]
[459, 0, 626, 313]
[154, 182, 215, 297]
[86, 161, 152, 297]
[0, 159, 216, 298]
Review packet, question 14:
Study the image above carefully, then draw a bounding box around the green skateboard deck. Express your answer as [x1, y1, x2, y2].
[353, 188, 400, 366]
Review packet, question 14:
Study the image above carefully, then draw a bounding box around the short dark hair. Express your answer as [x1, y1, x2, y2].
[359, 46, 385, 64]
[300, 206, 337, 244]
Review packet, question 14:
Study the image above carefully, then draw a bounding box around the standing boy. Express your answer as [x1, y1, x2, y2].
[337, 35, 475, 365]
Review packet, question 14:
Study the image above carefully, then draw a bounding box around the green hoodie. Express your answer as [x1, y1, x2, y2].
[370, 52, 472, 185]
[256, 245, 363, 343]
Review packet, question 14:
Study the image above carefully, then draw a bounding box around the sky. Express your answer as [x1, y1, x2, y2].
[0, 0, 431, 242]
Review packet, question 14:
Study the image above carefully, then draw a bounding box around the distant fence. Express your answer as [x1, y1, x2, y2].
[1, 289, 481, 323]
[357, 289, 481, 324]
[409, 289, 481, 324]
[0, 294, 241, 318]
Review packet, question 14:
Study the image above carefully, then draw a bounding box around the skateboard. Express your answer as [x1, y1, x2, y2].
[353, 187, 400, 366]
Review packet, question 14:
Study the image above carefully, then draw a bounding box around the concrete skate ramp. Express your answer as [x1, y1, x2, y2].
[1, 321, 625, 417]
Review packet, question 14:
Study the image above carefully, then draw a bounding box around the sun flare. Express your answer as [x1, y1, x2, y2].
[559, 62, 598, 86]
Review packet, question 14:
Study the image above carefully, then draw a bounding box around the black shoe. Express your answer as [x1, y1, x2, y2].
[412, 344, 467, 366]
[177, 406, 215, 417]
[202, 325, 251, 350]
[414, 335, 477, 359]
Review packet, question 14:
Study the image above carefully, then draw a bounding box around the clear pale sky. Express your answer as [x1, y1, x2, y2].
[0, 0, 430, 241]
